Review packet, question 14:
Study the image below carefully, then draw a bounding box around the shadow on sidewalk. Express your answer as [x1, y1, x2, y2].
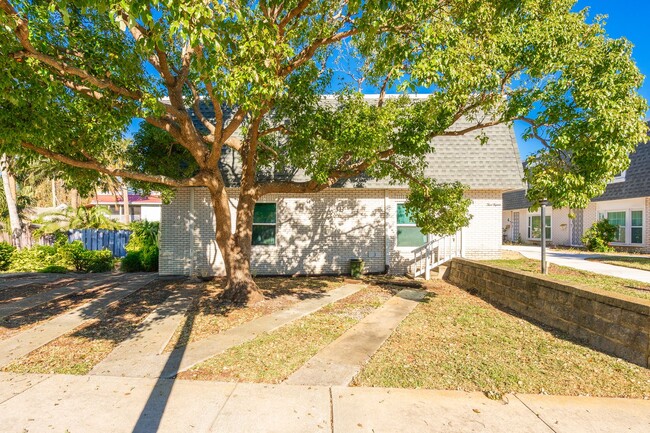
[131, 306, 196, 433]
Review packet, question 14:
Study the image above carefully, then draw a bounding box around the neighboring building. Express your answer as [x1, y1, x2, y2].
[503, 137, 650, 252]
[159, 99, 523, 277]
[91, 192, 162, 222]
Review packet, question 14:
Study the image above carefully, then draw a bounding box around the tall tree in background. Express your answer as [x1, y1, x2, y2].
[0, 154, 28, 247]
[0, 1, 647, 302]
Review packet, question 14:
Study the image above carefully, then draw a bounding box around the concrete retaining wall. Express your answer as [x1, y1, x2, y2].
[445, 258, 650, 368]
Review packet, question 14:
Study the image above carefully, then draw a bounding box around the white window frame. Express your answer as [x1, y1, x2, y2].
[251, 202, 277, 247]
[599, 209, 643, 245]
[527, 213, 552, 241]
[396, 202, 426, 249]
[609, 170, 627, 184]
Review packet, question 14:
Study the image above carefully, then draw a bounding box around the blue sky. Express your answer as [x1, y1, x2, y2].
[515, 1, 650, 159]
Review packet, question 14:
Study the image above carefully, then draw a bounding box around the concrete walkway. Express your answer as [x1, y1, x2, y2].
[0, 273, 67, 289]
[0, 274, 116, 320]
[90, 285, 198, 377]
[159, 283, 365, 378]
[0, 274, 156, 368]
[88, 283, 364, 379]
[285, 288, 426, 386]
[503, 245, 650, 284]
[0, 372, 647, 433]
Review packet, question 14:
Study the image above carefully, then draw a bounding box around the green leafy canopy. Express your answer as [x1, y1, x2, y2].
[0, 0, 647, 237]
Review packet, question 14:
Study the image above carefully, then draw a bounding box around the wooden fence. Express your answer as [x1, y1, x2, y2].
[68, 229, 132, 257]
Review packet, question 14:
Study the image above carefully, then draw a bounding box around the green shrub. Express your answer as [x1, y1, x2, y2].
[0, 242, 16, 271]
[582, 219, 618, 252]
[122, 221, 159, 272]
[121, 251, 144, 272]
[40, 265, 68, 273]
[126, 221, 159, 252]
[59, 241, 114, 272]
[140, 246, 159, 272]
[9, 245, 63, 272]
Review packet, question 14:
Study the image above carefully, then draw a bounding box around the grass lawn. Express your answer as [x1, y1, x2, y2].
[178, 283, 400, 383]
[586, 255, 650, 272]
[164, 276, 345, 351]
[484, 257, 650, 301]
[353, 280, 650, 398]
[2, 276, 346, 375]
[2, 278, 180, 375]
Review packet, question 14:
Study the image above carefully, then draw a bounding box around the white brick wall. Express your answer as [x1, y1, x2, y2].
[160, 188, 506, 276]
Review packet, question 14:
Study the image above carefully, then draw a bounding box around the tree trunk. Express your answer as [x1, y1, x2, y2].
[51, 178, 57, 207]
[122, 186, 130, 224]
[207, 183, 264, 305]
[1, 154, 24, 248]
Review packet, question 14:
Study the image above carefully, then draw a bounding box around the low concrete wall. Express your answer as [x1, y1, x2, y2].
[445, 258, 650, 368]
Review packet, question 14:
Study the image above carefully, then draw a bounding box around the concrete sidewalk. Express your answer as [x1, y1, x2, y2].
[0, 372, 648, 433]
[503, 245, 650, 284]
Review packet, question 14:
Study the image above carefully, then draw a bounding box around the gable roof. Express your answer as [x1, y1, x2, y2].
[593, 138, 650, 202]
[187, 95, 524, 190]
[503, 127, 650, 210]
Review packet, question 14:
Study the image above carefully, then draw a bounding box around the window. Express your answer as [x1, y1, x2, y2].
[632, 211, 643, 244]
[610, 171, 627, 184]
[528, 215, 551, 240]
[600, 210, 643, 245]
[252, 203, 276, 246]
[606, 211, 626, 243]
[396, 203, 426, 247]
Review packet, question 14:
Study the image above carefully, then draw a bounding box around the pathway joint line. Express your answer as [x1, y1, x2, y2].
[89, 285, 198, 377]
[513, 394, 560, 433]
[207, 382, 239, 431]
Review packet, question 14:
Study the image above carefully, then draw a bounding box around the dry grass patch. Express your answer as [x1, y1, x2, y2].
[485, 257, 650, 301]
[353, 280, 650, 398]
[2, 278, 182, 375]
[164, 276, 345, 352]
[0, 280, 116, 341]
[586, 256, 650, 272]
[178, 283, 399, 383]
[0, 277, 78, 305]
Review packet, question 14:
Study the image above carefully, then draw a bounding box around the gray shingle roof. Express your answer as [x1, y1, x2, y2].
[503, 127, 650, 209]
[593, 139, 650, 201]
[503, 189, 532, 210]
[187, 96, 524, 190]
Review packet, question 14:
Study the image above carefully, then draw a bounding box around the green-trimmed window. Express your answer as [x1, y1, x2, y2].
[397, 203, 426, 247]
[631, 211, 643, 244]
[252, 203, 276, 246]
[606, 211, 627, 243]
[528, 215, 551, 240]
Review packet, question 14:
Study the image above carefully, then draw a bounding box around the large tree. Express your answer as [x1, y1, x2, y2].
[0, 0, 647, 302]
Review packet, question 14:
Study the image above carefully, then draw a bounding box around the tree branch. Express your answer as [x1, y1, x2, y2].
[20, 141, 205, 188]
[2, 1, 142, 101]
